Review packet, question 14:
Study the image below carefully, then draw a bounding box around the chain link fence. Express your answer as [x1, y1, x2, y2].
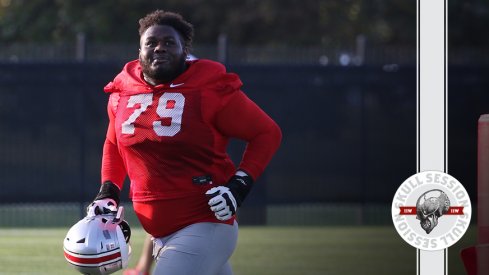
[0, 42, 483, 226]
[0, 42, 418, 65]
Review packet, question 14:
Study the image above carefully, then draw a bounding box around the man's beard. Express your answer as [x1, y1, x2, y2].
[140, 55, 187, 84]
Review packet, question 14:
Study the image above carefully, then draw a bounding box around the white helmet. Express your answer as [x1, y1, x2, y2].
[63, 206, 131, 275]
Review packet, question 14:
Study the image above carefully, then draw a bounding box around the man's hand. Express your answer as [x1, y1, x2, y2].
[87, 181, 121, 216]
[205, 172, 254, 221]
[87, 198, 118, 216]
[206, 186, 237, 221]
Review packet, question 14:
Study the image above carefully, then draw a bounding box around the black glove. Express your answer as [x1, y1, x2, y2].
[87, 181, 121, 216]
[206, 174, 254, 221]
[225, 174, 254, 206]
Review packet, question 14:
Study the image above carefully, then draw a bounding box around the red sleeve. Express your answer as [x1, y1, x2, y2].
[215, 91, 282, 180]
[101, 99, 127, 190]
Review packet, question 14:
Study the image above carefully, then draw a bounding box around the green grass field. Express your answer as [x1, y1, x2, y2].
[0, 226, 476, 275]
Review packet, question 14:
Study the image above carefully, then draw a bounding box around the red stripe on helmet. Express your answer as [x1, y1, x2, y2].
[64, 250, 121, 265]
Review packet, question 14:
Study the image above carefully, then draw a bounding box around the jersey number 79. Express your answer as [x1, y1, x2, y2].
[121, 92, 185, 137]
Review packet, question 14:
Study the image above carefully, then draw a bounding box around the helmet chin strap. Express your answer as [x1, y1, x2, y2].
[112, 206, 125, 224]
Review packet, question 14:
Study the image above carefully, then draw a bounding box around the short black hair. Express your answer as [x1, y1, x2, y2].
[138, 10, 194, 49]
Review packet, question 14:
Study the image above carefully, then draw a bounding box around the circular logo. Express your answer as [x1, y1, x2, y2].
[391, 171, 472, 251]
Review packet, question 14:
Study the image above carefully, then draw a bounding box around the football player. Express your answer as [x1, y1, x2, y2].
[88, 9, 281, 275]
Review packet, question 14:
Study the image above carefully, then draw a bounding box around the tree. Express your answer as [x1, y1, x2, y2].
[2, 0, 456, 49]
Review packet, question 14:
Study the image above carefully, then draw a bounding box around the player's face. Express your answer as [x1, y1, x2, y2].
[139, 25, 188, 85]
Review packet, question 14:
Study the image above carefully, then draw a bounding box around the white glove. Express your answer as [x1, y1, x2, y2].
[206, 186, 238, 221]
[86, 198, 118, 217]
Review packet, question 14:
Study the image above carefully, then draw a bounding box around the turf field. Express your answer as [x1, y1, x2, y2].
[0, 226, 476, 275]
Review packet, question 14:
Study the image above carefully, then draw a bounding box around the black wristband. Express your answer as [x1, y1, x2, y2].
[94, 181, 121, 205]
[226, 175, 254, 207]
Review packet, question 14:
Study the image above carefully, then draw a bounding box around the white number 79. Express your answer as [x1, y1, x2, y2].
[121, 92, 185, 137]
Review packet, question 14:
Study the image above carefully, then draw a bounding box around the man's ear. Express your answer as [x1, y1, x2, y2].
[183, 46, 189, 56]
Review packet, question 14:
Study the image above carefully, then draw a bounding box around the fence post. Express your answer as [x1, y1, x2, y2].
[78, 68, 87, 219]
[217, 33, 228, 64]
[76, 32, 87, 62]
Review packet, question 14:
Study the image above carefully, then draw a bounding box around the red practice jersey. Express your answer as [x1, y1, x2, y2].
[102, 59, 281, 237]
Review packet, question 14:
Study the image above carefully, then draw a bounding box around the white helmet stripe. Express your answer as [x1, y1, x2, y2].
[64, 257, 122, 268]
[63, 247, 121, 258]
